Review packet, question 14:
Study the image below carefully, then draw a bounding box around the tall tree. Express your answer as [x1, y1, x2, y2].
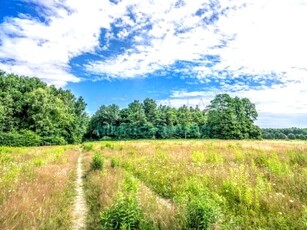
[0, 72, 88, 146]
[143, 98, 158, 125]
[206, 94, 261, 139]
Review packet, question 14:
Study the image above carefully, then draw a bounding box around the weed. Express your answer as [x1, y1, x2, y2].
[105, 143, 114, 150]
[206, 151, 224, 163]
[82, 143, 94, 152]
[91, 153, 104, 170]
[266, 154, 290, 175]
[100, 176, 153, 229]
[185, 197, 219, 230]
[289, 151, 307, 166]
[191, 151, 205, 163]
[111, 158, 120, 168]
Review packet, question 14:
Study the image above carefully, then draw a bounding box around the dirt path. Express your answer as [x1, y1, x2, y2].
[72, 151, 87, 230]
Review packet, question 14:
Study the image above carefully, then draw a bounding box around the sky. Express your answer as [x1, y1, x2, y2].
[0, 0, 307, 128]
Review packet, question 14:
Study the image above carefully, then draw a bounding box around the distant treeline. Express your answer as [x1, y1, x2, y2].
[86, 94, 262, 140]
[0, 72, 88, 146]
[262, 128, 307, 140]
[1, 72, 305, 147]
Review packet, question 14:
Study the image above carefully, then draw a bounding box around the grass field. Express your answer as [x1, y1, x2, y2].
[83, 140, 307, 229]
[0, 145, 78, 229]
[1, 140, 306, 229]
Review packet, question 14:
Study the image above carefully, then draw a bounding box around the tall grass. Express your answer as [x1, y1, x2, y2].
[88, 140, 307, 229]
[0, 145, 78, 229]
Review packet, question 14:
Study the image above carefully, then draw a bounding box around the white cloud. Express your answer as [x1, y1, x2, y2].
[86, 0, 225, 78]
[215, 0, 307, 85]
[0, 0, 115, 86]
[1, 0, 307, 121]
[160, 83, 307, 127]
[86, 0, 307, 119]
[86, 0, 307, 87]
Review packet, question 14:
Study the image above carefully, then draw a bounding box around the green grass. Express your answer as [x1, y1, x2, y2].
[87, 140, 307, 229]
[0, 145, 78, 229]
[1, 140, 306, 229]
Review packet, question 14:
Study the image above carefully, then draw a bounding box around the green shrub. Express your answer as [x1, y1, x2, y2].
[0, 130, 41, 147]
[105, 142, 114, 150]
[82, 143, 93, 151]
[100, 193, 143, 229]
[91, 153, 104, 170]
[111, 158, 119, 168]
[41, 136, 67, 145]
[185, 197, 219, 230]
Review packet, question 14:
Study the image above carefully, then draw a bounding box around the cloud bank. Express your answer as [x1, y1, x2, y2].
[0, 0, 306, 124]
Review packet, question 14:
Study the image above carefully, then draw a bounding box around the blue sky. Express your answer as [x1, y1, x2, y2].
[1, 0, 307, 128]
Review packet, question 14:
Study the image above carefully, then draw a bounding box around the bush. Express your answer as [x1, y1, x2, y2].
[91, 153, 104, 170]
[101, 136, 112, 140]
[185, 197, 219, 230]
[105, 142, 114, 150]
[41, 136, 67, 145]
[100, 193, 143, 229]
[111, 158, 119, 168]
[100, 177, 153, 229]
[288, 133, 296, 140]
[82, 143, 93, 151]
[0, 130, 41, 147]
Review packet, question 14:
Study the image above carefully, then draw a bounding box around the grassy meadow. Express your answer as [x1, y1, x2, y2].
[0, 140, 306, 229]
[0, 145, 78, 229]
[83, 140, 307, 229]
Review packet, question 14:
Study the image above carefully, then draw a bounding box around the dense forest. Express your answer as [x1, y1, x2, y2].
[0, 72, 88, 146]
[1, 72, 306, 146]
[262, 128, 307, 140]
[86, 94, 262, 140]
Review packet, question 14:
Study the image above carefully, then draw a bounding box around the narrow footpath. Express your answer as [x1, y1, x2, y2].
[72, 151, 87, 230]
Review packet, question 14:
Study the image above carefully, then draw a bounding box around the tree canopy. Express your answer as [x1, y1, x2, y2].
[206, 94, 261, 139]
[262, 128, 307, 140]
[87, 94, 262, 140]
[0, 72, 88, 146]
[0, 71, 271, 145]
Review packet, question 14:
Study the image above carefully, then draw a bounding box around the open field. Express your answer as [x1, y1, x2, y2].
[0, 145, 79, 229]
[83, 140, 307, 229]
[1, 140, 306, 229]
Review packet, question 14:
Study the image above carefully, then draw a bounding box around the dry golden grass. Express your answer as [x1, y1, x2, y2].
[83, 150, 184, 229]
[83, 153, 126, 229]
[87, 139, 307, 229]
[0, 147, 78, 230]
[138, 183, 182, 229]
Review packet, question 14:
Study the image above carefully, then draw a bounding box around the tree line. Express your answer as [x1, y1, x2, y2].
[2, 72, 306, 146]
[262, 128, 307, 140]
[86, 94, 262, 140]
[0, 72, 88, 146]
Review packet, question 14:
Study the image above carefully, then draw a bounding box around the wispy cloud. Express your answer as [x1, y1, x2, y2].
[85, 0, 307, 103]
[1, 0, 306, 124]
[86, 0, 232, 78]
[0, 0, 115, 86]
[160, 83, 307, 127]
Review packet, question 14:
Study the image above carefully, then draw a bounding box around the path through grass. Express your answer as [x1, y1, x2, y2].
[72, 150, 87, 230]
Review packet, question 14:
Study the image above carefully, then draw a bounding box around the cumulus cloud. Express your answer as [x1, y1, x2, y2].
[1, 0, 307, 121]
[215, 0, 307, 84]
[85, 0, 228, 78]
[0, 0, 115, 86]
[160, 83, 307, 127]
[90, 0, 307, 83]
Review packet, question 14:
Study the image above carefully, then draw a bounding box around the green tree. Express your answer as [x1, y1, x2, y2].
[143, 98, 158, 125]
[0, 71, 88, 146]
[127, 100, 147, 126]
[206, 94, 261, 139]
